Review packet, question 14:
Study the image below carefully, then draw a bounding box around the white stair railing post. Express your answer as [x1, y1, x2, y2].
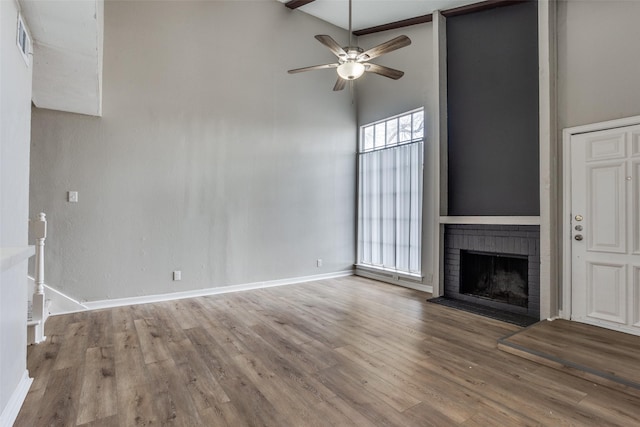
[29, 212, 47, 344]
[34, 212, 46, 296]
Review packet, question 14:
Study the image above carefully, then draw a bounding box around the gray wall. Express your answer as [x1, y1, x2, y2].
[555, 0, 640, 309]
[29, 1, 356, 302]
[357, 25, 434, 127]
[1, 0, 32, 417]
[558, 0, 640, 129]
[356, 23, 436, 285]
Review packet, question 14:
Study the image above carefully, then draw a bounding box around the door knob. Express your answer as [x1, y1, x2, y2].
[575, 235, 583, 241]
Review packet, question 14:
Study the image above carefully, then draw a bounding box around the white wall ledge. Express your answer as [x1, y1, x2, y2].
[439, 216, 541, 225]
[1, 246, 35, 272]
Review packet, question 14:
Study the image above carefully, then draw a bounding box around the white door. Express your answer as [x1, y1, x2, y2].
[570, 124, 640, 336]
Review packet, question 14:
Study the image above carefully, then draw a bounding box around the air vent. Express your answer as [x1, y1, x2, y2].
[16, 13, 31, 66]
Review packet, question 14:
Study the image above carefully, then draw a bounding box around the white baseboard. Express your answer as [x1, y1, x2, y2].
[0, 371, 32, 427]
[83, 269, 354, 311]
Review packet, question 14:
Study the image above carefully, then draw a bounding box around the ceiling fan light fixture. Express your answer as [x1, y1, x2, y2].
[337, 61, 365, 80]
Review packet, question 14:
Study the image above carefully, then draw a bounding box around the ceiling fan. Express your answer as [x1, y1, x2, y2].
[287, 0, 412, 91]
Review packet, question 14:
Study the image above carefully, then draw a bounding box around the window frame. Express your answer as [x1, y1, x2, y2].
[356, 108, 425, 278]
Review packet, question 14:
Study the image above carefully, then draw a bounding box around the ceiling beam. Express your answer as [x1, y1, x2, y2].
[353, 14, 433, 37]
[442, 0, 528, 18]
[353, 0, 528, 36]
[285, 0, 316, 10]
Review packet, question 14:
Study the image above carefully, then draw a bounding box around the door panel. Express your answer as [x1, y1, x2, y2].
[587, 163, 626, 253]
[587, 262, 626, 324]
[571, 124, 640, 335]
[586, 132, 626, 161]
[633, 266, 640, 328]
[632, 131, 640, 156]
[634, 160, 640, 255]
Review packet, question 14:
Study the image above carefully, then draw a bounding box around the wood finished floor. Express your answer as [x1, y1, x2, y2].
[16, 276, 640, 426]
[499, 318, 640, 392]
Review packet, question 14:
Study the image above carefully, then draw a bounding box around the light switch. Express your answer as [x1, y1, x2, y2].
[68, 191, 78, 203]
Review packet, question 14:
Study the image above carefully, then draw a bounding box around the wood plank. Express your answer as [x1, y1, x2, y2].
[232, 352, 328, 426]
[76, 347, 117, 425]
[163, 298, 202, 330]
[117, 384, 159, 426]
[34, 367, 83, 426]
[53, 321, 89, 370]
[133, 317, 171, 364]
[198, 402, 244, 427]
[185, 326, 288, 426]
[334, 345, 474, 423]
[86, 310, 113, 348]
[146, 358, 203, 425]
[76, 415, 119, 427]
[314, 364, 417, 426]
[166, 338, 231, 409]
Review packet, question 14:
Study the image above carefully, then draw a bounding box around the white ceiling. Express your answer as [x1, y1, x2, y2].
[278, 0, 482, 31]
[19, 0, 103, 117]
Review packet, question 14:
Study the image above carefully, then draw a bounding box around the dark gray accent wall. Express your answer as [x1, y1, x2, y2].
[447, 1, 539, 216]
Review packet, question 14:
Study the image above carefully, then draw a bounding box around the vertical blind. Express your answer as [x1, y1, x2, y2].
[357, 109, 423, 275]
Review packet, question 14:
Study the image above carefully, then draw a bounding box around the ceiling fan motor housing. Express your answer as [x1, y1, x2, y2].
[336, 47, 366, 80]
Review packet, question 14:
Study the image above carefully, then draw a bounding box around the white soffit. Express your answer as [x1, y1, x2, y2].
[278, 0, 483, 31]
[20, 0, 103, 117]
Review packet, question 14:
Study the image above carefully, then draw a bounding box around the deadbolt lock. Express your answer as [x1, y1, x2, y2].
[575, 215, 583, 221]
[575, 234, 583, 241]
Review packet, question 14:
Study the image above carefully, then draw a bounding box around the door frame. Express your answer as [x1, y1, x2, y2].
[561, 114, 640, 320]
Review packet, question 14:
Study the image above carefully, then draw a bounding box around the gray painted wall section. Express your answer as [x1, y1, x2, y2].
[1, 0, 32, 417]
[558, 0, 640, 129]
[29, 1, 356, 302]
[555, 0, 640, 310]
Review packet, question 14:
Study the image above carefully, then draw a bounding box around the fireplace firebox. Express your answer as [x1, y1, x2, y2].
[460, 250, 528, 308]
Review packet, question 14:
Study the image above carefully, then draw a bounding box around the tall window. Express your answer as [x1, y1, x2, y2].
[357, 108, 423, 276]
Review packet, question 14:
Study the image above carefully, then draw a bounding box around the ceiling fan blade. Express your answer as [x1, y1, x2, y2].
[333, 77, 347, 91]
[357, 35, 411, 61]
[288, 63, 339, 74]
[364, 63, 405, 80]
[315, 35, 348, 58]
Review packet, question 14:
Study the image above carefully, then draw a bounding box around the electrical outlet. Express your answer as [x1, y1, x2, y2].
[316, 259, 323, 267]
[173, 270, 182, 281]
[68, 191, 78, 203]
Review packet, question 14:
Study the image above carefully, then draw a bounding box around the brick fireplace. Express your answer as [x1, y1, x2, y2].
[444, 225, 540, 319]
